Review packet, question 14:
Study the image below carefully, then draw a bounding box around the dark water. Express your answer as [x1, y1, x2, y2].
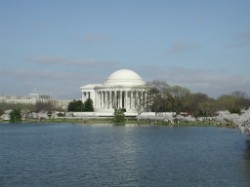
[1, 123, 250, 187]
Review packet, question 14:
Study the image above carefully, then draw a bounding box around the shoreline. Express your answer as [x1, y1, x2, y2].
[0, 118, 237, 128]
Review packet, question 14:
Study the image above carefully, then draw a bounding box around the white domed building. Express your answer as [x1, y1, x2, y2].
[80, 69, 149, 113]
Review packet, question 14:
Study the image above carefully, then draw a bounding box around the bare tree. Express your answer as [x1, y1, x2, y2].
[35, 100, 56, 112]
[148, 80, 171, 114]
[130, 86, 151, 123]
[168, 85, 191, 114]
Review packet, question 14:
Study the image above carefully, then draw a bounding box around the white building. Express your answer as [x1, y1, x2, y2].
[81, 69, 149, 113]
[0, 93, 51, 105]
[0, 93, 70, 110]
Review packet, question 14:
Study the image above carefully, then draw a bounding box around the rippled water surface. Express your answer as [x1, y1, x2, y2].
[1, 123, 250, 187]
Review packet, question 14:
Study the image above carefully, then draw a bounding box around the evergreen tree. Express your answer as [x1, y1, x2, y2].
[83, 98, 94, 112]
[113, 108, 125, 124]
[9, 109, 22, 122]
[68, 100, 83, 112]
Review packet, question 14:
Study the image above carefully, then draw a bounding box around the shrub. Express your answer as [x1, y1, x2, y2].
[9, 109, 22, 122]
[113, 108, 125, 124]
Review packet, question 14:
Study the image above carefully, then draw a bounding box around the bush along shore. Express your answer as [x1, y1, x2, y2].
[1, 108, 250, 132]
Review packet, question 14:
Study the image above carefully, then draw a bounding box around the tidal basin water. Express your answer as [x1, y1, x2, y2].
[1, 123, 250, 187]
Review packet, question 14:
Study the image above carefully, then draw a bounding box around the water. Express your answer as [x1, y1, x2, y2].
[1, 123, 250, 187]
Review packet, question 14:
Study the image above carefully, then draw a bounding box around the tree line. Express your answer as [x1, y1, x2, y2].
[147, 80, 250, 116]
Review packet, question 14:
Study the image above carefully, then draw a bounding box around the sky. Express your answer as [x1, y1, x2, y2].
[0, 0, 250, 99]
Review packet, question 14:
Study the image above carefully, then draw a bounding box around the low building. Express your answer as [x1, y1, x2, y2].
[0, 93, 51, 105]
[0, 93, 70, 110]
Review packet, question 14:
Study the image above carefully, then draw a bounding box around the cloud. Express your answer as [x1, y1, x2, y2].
[0, 67, 117, 99]
[2, 65, 250, 99]
[140, 66, 250, 98]
[0, 68, 77, 81]
[226, 31, 250, 48]
[166, 40, 201, 53]
[81, 33, 111, 42]
[29, 56, 115, 67]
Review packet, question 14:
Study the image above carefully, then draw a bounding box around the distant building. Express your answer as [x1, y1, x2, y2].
[80, 69, 149, 113]
[0, 93, 70, 110]
[0, 93, 50, 105]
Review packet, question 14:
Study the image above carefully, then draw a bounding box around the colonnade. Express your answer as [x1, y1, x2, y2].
[96, 89, 147, 111]
[82, 88, 148, 112]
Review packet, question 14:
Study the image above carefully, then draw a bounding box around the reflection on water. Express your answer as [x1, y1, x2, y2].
[0, 124, 250, 187]
[243, 138, 250, 186]
[244, 139, 250, 159]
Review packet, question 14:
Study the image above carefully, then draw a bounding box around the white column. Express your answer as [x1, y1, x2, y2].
[119, 90, 122, 108]
[103, 91, 105, 109]
[98, 91, 100, 109]
[102, 91, 105, 109]
[130, 91, 132, 109]
[108, 91, 111, 109]
[98, 92, 100, 109]
[105, 91, 108, 109]
[98, 91, 101, 109]
[95, 92, 97, 109]
[134, 91, 138, 109]
[112, 91, 115, 109]
[95, 91, 98, 109]
[140, 91, 143, 106]
[81, 92, 84, 102]
[114, 90, 116, 109]
[144, 91, 147, 109]
[116, 90, 118, 108]
[112, 90, 114, 109]
[83, 92, 86, 102]
[125, 91, 128, 110]
[100, 91, 103, 109]
[115, 90, 118, 108]
[106, 91, 108, 109]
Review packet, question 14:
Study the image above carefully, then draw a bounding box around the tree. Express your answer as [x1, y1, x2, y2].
[167, 85, 191, 114]
[231, 90, 250, 111]
[149, 81, 191, 114]
[216, 94, 242, 114]
[83, 98, 94, 112]
[35, 100, 56, 112]
[68, 100, 83, 112]
[198, 99, 217, 117]
[67, 99, 94, 112]
[184, 93, 206, 115]
[148, 80, 171, 113]
[9, 109, 22, 122]
[113, 108, 125, 124]
[239, 108, 250, 135]
[131, 88, 150, 114]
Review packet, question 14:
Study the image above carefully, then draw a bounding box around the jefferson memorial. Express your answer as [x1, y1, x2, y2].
[81, 69, 149, 113]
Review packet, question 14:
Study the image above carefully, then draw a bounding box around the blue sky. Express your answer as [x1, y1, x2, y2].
[1, 0, 250, 99]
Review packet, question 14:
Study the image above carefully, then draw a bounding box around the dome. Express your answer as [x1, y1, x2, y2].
[104, 69, 146, 86]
